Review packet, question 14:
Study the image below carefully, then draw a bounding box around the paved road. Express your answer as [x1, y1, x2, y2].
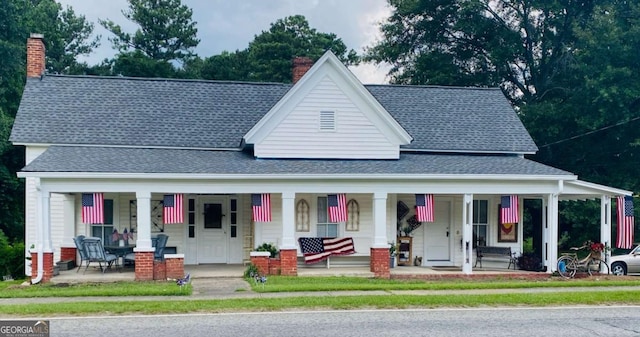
[41, 306, 640, 337]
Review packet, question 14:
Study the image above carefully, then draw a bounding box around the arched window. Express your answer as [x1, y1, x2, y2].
[346, 199, 360, 231]
[296, 199, 310, 232]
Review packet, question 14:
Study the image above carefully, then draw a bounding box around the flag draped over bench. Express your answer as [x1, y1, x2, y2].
[298, 237, 355, 264]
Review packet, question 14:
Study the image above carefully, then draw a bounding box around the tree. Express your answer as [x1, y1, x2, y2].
[26, 1, 99, 74]
[200, 50, 249, 81]
[366, 0, 597, 104]
[201, 15, 358, 83]
[100, 0, 199, 65]
[0, 0, 98, 242]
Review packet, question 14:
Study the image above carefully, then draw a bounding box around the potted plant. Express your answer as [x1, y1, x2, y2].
[389, 242, 397, 268]
[255, 242, 279, 258]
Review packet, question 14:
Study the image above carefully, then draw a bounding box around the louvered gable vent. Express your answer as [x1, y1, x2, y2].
[319, 110, 335, 131]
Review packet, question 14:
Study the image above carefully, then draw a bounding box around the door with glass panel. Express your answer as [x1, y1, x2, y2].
[197, 197, 227, 263]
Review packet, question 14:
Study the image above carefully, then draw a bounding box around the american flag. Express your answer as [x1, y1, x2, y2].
[163, 194, 184, 224]
[500, 195, 519, 224]
[328, 194, 347, 222]
[252, 193, 272, 222]
[415, 194, 435, 222]
[298, 237, 355, 264]
[617, 195, 635, 249]
[81, 193, 104, 224]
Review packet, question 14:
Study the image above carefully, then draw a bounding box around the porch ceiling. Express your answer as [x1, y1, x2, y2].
[21, 146, 573, 178]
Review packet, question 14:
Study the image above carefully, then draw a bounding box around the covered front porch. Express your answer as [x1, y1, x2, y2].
[24, 156, 631, 283]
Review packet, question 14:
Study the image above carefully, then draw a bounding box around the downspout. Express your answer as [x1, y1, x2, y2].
[31, 181, 44, 284]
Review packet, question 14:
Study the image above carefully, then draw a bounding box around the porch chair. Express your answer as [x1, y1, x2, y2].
[72, 235, 87, 273]
[153, 234, 169, 261]
[81, 237, 118, 274]
[123, 234, 169, 264]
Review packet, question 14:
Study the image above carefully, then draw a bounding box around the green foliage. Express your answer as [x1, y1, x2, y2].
[26, 0, 100, 74]
[0, 0, 96, 244]
[243, 263, 259, 278]
[255, 243, 278, 258]
[522, 237, 534, 254]
[388, 242, 396, 257]
[100, 0, 199, 64]
[367, 0, 596, 104]
[200, 15, 358, 82]
[0, 230, 25, 279]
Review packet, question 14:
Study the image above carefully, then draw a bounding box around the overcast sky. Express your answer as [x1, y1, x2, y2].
[55, 0, 392, 83]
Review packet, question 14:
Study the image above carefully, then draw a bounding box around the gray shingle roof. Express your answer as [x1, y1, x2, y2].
[10, 75, 538, 153]
[23, 146, 569, 176]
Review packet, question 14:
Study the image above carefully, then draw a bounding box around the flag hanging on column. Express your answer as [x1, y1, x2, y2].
[500, 195, 519, 224]
[82, 193, 104, 224]
[415, 194, 434, 222]
[163, 194, 184, 224]
[252, 193, 272, 222]
[328, 194, 347, 222]
[617, 195, 635, 249]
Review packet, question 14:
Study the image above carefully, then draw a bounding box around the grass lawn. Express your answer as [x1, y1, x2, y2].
[246, 275, 640, 292]
[1, 275, 639, 316]
[0, 280, 192, 298]
[2, 291, 640, 316]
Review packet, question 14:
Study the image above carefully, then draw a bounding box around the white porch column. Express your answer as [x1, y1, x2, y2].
[62, 194, 76, 247]
[41, 191, 53, 253]
[462, 194, 473, 274]
[372, 192, 388, 248]
[134, 191, 153, 250]
[541, 197, 548, 270]
[281, 191, 296, 249]
[547, 193, 559, 273]
[601, 195, 612, 267]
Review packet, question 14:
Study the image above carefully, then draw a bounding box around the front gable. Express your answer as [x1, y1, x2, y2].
[243, 51, 412, 159]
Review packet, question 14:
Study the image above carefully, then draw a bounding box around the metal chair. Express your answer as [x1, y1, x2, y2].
[123, 234, 169, 264]
[73, 235, 87, 273]
[154, 234, 169, 261]
[81, 237, 118, 274]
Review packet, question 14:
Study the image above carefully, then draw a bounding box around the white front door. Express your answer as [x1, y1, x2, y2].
[424, 200, 451, 263]
[197, 197, 228, 263]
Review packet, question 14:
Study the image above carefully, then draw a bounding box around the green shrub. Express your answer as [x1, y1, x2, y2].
[255, 242, 278, 258]
[0, 231, 25, 280]
[244, 263, 259, 278]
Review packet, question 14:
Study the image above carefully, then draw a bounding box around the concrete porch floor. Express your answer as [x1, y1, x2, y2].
[51, 262, 542, 284]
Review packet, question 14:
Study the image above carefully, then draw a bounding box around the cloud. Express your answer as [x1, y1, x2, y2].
[57, 0, 391, 83]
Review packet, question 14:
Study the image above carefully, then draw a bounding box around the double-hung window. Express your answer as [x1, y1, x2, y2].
[472, 200, 488, 247]
[91, 199, 114, 244]
[317, 196, 338, 237]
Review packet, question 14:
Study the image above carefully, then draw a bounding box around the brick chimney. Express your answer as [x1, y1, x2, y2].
[26, 33, 46, 78]
[292, 56, 313, 84]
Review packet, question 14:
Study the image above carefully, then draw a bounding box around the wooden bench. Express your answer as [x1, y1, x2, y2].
[475, 246, 517, 269]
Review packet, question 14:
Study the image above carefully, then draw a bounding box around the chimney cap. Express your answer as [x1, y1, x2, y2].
[29, 33, 44, 39]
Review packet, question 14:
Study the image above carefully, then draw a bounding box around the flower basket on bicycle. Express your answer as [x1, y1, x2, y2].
[557, 241, 610, 278]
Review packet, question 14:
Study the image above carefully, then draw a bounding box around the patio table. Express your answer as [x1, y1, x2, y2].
[104, 245, 135, 267]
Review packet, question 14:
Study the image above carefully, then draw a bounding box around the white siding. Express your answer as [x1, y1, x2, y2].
[295, 193, 373, 257]
[256, 76, 399, 159]
[257, 195, 283, 248]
